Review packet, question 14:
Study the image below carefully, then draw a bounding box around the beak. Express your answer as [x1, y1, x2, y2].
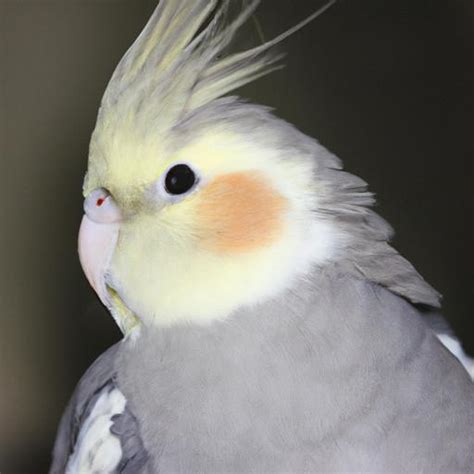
[78, 214, 120, 308]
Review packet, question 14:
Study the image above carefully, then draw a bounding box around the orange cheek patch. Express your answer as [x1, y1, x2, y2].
[196, 172, 287, 253]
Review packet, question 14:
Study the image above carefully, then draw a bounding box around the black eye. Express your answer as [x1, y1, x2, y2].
[164, 164, 197, 195]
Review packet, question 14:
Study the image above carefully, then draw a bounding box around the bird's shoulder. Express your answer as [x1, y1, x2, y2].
[325, 265, 474, 379]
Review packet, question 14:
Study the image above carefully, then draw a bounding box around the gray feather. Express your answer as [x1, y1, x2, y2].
[111, 405, 150, 473]
[116, 265, 474, 472]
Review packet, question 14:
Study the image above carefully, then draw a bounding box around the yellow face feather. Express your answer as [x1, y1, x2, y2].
[81, 0, 339, 329]
[88, 127, 337, 327]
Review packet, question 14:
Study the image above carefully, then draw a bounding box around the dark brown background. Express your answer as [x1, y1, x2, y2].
[0, 0, 472, 472]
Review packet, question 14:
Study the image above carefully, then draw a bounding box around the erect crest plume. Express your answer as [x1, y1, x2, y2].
[96, 0, 336, 135]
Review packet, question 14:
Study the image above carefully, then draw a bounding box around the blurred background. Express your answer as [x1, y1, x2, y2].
[0, 0, 472, 472]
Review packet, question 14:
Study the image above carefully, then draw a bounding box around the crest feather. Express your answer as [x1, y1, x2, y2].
[97, 0, 336, 134]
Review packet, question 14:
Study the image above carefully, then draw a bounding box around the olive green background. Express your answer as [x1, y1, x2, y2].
[0, 0, 472, 472]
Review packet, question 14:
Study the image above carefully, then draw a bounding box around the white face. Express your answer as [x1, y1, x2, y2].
[79, 128, 339, 332]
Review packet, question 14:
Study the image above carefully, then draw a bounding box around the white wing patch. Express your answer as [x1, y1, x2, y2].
[66, 387, 127, 474]
[437, 333, 474, 380]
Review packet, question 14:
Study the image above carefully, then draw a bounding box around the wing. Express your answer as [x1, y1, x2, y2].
[50, 343, 149, 473]
[423, 312, 474, 379]
[354, 243, 474, 378]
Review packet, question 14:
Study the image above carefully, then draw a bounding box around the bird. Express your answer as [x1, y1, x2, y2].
[50, 0, 474, 472]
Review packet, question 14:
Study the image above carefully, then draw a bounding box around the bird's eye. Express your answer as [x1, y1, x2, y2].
[164, 164, 197, 195]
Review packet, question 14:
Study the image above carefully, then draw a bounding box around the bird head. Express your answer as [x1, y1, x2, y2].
[78, 0, 343, 334]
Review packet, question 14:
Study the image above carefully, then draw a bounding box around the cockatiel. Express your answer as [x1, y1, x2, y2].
[51, 0, 474, 472]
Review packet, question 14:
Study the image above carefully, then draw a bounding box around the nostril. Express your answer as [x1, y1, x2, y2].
[84, 188, 122, 224]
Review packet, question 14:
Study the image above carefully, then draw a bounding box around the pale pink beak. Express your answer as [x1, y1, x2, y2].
[78, 188, 122, 307]
[78, 215, 120, 307]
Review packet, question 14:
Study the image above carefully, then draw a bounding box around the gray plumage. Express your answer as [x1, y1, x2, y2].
[51, 0, 473, 472]
[111, 406, 149, 473]
[52, 103, 474, 474]
[116, 268, 473, 472]
[53, 262, 474, 472]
